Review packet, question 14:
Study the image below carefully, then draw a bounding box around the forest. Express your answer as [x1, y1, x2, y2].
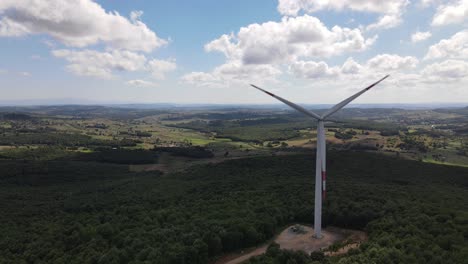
[1, 151, 468, 263]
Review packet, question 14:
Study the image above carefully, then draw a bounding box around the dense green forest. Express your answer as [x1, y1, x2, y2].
[1, 151, 468, 263]
[154, 146, 214, 159]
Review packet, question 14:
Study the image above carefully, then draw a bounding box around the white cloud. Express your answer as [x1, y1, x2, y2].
[126, 79, 157, 87]
[147, 59, 177, 80]
[366, 14, 404, 31]
[277, 0, 408, 16]
[0, 1, 166, 52]
[51, 49, 176, 80]
[19, 71, 31, 77]
[215, 61, 281, 80]
[130, 11, 143, 23]
[432, 0, 468, 26]
[182, 72, 220, 87]
[366, 54, 419, 71]
[341, 57, 363, 74]
[411, 31, 432, 42]
[277, 0, 408, 31]
[52, 49, 147, 79]
[206, 15, 375, 65]
[289, 60, 339, 79]
[42, 39, 56, 48]
[2, 1, 175, 82]
[184, 15, 375, 87]
[0, 17, 30, 36]
[203, 52, 418, 83]
[425, 30, 468, 59]
[420, 0, 438, 7]
[422, 60, 468, 81]
[288, 54, 418, 80]
[182, 62, 281, 87]
[182, 72, 217, 83]
[271, 56, 468, 103]
[205, 33, 239, 60]
[185, 10, 418, 86]
[0, 69, 7, 74]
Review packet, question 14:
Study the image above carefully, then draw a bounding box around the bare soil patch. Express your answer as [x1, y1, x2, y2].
[216, 225, 367, 264]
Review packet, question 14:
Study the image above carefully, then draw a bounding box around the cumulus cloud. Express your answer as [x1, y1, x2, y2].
[216, 61, 281, 80]
[184, 15, 375, 87]
[273, 56, 467, 102]
[182, 72, 220, 87]
[289, 54, 418, 80]
[52, 49, 147, 79]
[431, 0, 468, 26]
[192, 53, 418, 83]
[126, 79, 157, 87]
[52, 49, 175, 80]
[281, 54, 468, 103]
[411, 31, 432, 42]
[206, 15, 375, 65]
[425, 30, 468, 60]
[366, 54, 419, 71]
[19, 71, 31, 77]
[341, 57, 363, 74]
[289, 61, 339, 79]
[277, 0, 408, 16]
[366, 14, 404, 31]
[422, 60, 468, 81]
[277, 0, 408, 31]
[0, 17, 29, 36]
[420, 0, 439, 7]
[130, 10, 143, 23]
[182, 62, 281, 88]
[0, 0, 173, 84]
[0, 0, 166, 52]
[204, 33, 239, 60]
[184, 12, 418, 85]
[147, 59, 177, 80]
[181, 72, 222, 87]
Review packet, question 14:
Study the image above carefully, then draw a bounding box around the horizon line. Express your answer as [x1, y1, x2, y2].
[0, 102, 467, 108]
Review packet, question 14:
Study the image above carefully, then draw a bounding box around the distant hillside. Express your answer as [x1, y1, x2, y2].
[0, 112, 34, 120]
[0, 105, 167, 119]
[434, 106, 468, 116]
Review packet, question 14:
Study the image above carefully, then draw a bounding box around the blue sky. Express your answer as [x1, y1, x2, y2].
[0, 0, 467, 104]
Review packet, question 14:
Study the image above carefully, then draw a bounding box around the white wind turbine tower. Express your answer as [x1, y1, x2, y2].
[251, 75, 389, 238]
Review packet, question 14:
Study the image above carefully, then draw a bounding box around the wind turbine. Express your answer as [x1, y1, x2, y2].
[250, 75, 389, 238]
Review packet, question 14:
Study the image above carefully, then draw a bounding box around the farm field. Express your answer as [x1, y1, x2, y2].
[2, 105, 467, 166]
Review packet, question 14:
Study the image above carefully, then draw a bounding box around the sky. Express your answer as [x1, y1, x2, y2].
[0, 0, 467, 105]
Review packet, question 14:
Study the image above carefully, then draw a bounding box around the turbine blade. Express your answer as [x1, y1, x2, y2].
[321, 75, 389, 119]
[250, 84, 321, 120]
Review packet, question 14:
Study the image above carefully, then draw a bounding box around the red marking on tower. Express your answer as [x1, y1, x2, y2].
[322, 171, 326, 199]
